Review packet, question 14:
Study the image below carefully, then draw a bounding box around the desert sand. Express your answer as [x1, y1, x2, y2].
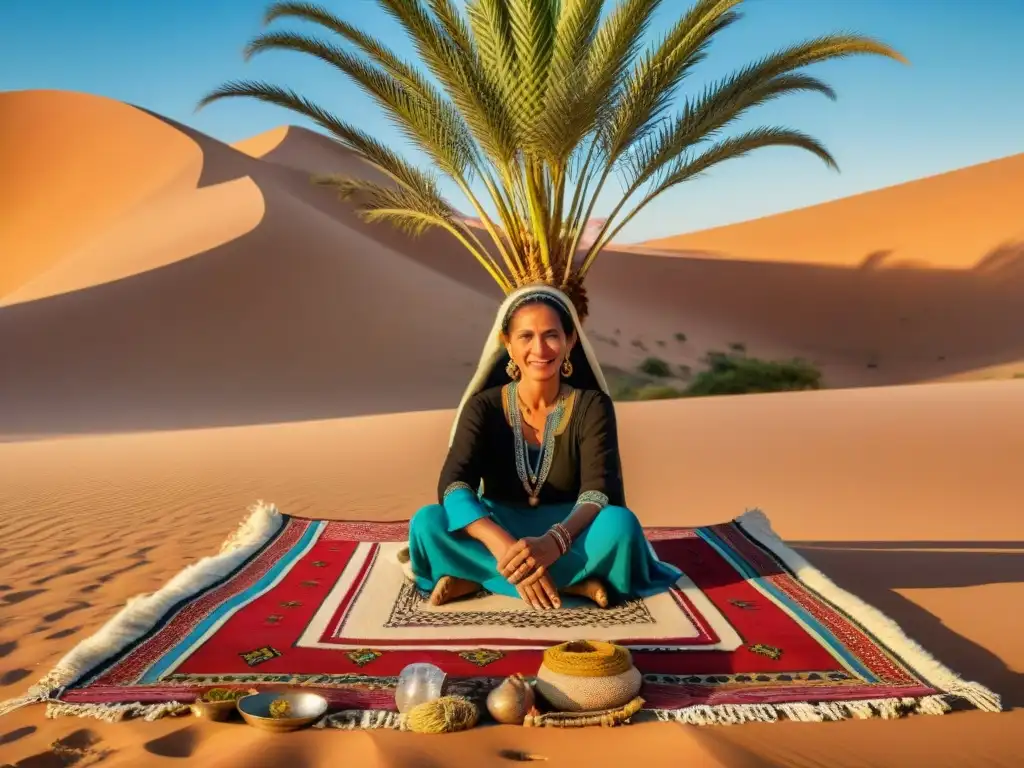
[1, 89, 1022, 766]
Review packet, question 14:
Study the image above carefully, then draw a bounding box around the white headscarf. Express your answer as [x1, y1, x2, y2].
[449, 284, 610, 446]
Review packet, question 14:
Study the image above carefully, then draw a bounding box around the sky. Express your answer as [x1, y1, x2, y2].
[2, 0, 1023, 243]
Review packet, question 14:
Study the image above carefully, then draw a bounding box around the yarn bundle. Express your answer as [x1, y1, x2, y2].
[406, 695, 480, 734]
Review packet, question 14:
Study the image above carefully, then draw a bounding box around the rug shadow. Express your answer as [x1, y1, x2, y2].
[789, 544, 1024, 710]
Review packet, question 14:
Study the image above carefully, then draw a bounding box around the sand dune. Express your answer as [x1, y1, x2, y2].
[0, 90, 205, 298]
[3, 91, 1024, 437]
[0, 380, 1020, 766]
[637, 152, 1024, 270]
[0, 92, 506, 435]
[2, 92, 1024, 439]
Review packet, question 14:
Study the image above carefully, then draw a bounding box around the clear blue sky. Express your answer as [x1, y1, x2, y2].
[3, 0, 1022, 242]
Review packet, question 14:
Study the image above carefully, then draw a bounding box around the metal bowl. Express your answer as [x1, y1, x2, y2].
[191, 698, 240, 721]
[236, 690, 329, 732]
[191, 688, 257, 721]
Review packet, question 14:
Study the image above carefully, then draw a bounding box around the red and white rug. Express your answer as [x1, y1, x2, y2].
[0, 503, 1001, 728]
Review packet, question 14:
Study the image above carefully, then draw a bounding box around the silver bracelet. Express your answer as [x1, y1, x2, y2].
[547, 526, 569, 555]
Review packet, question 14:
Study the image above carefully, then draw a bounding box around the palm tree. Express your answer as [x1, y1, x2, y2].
[197, 0, 905, 321]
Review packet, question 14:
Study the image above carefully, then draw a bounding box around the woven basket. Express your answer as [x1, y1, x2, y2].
[534, 640, 642, 712]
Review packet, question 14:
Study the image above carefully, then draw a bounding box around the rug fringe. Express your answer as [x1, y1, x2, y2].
[650, 693, 958, 726]
[44, 700, 190, 723]
[314, 709, 408, 731]
[736, 509, 1003, 714]
[0, 500, 283, 718]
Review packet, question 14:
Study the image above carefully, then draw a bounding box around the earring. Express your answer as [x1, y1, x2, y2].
[561, 357, 573, 377]
[506, 358, 521, 380]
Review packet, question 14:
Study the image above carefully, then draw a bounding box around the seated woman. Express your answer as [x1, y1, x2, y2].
[407, 284, 681, 611]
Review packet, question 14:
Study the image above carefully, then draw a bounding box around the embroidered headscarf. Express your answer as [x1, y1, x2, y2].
[450, 284, 610, 446]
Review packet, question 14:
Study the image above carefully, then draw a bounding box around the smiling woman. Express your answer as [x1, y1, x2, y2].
[405, 284, 682, 612]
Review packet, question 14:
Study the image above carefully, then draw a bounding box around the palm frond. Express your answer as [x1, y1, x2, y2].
[580, 126, 837, 275]
[602, 0, 742, 163]
[240, 22, 526, 278]
[318, 176, 512, 290]
[377, 0, 519, 167]
[580, 29, 907, 275]
[621, 72, 836, 192]
[506, 0, 558, 150]
[536, 0, 604, 161]
[466, 0, 518, 90]
[242, 31, 474, 181]
[196, 81, 443, 200]
[261, 2, 483, 170]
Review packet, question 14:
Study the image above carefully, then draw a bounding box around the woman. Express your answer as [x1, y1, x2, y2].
[407, 284, 681, 611]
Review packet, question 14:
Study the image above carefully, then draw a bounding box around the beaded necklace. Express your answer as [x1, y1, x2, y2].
[508, 380, 566, 507]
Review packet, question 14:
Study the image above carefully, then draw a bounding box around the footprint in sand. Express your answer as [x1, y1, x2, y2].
[0, 725, 36, 746]
[46, 626, 81, 640]
[1, 589, 46, 606]
[79, 584, 101, 594]
[97, 560, 147, 584]
[31, 564, 87, 586]
[0, 668, 30, 686]
[144, 724, 200, 759]
[0, 641, 16, 658]
[42, 602, 90, 624]
[17, 728, 110, 768]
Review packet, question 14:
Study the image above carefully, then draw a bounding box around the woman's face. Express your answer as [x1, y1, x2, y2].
[505, 303, 575, 384]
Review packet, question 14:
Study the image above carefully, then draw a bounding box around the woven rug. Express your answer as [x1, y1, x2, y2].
[0, 502, 1000, 727]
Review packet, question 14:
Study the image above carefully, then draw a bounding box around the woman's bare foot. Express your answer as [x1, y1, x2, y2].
[429, 576, 481, 606]
[562, 577, 609, 608]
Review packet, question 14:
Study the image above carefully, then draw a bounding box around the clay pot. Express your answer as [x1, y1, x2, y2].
[486, 674, 536, 724]
[534, 640, 641, 712]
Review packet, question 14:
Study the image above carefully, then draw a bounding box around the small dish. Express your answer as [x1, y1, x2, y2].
[190, 688, 257, 721]
[236, 690, 329, 732]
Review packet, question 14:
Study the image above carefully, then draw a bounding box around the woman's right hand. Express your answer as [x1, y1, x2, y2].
[517, 571, 561, 610]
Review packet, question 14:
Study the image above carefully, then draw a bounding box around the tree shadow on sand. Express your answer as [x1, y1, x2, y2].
[787, 542, 1024, 709]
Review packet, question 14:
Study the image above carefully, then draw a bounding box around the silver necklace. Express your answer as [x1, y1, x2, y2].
[508, 381, 565, 507]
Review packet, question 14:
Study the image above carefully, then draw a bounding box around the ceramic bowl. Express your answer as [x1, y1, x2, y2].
[236, 690, 329, 732]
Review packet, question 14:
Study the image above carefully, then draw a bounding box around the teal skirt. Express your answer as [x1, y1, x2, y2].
[407, 495, 681, 602]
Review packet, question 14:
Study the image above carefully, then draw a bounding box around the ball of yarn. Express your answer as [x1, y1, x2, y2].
[406, 695, 480, 734]
[542, 640, 632, 677]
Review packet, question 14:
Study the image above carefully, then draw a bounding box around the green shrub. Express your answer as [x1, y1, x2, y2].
[634, 385, 684, 400]
[613, 384, 685, 401]
[637, 356, 672, 377]
[685, 354, 822, 396]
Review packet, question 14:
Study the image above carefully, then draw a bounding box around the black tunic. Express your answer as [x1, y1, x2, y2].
[438, 385, 625, 509]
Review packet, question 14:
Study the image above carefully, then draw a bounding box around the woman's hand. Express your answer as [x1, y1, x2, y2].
[498, 534, 562, 586]
[517, 571, 560, 610]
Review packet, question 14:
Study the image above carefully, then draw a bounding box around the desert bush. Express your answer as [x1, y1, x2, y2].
[614, 384, 685, 401]
[685, 354, 822, 396]
[637, 356, 672, 377]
